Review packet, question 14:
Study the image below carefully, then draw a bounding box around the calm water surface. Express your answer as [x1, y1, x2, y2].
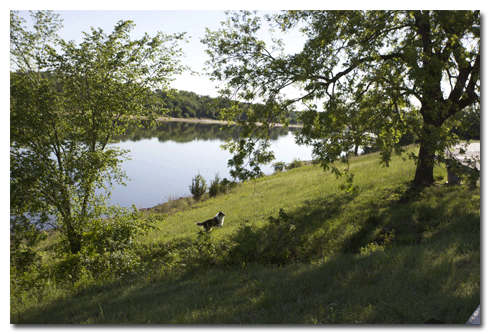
[106, 122, 312, 209]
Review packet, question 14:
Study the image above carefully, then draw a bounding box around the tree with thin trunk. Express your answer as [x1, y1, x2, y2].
[10, 10, 187, 255]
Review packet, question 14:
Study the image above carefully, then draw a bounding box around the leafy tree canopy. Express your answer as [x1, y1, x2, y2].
[202, 10, 480, 186]
[10, 10, 187, 255]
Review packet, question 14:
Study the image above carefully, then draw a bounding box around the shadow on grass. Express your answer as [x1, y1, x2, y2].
[222, 192, 359, 266]
[16, 242, 479, 324]
[397, 182, 426, 204]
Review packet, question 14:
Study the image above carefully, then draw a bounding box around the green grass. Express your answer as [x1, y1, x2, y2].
[11, 147, 480, 324]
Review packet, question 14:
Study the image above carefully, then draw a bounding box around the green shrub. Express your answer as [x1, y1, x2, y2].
[10, 219, 48, 273]
[287, 158, 303, 170]
[189, 173, 208, 201]
[226, 224, 258, 265]
[209, 173, 221, 197]
[226, 179, 238, 189]
[226, 209, 303, 266]
[52, 206, 159, 280]
[195, 230, 218, 265]
[273, 161, 287, 172]
[214, 177, 238, 195]
[219, 178, 230, 194]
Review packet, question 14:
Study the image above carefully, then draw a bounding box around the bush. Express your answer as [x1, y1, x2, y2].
[219, 178, 230, 194]
[54, 206, 159, 280]
[273, 161, 287, 173]
[220, 178, 237, 192]
[10, 220, 47, 274]
[189, 173, 208, 201]
[209, 173, 221, 197]
[226, 208, 304, 266]
[194, 230, 218, 265]
[287, 158, 303, 170]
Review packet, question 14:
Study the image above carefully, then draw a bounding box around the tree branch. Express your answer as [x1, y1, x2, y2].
[314, 53, 403, 94]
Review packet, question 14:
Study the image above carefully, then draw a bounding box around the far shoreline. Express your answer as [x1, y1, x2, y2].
[155, 116, 303, 128]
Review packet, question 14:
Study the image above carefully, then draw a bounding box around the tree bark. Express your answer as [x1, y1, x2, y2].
[413, 121, 438, 187]
[67, 224, 82, 254]
[413, 140, 435, 187]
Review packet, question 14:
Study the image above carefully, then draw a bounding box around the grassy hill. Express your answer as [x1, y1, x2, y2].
[10, 146, 480, 324]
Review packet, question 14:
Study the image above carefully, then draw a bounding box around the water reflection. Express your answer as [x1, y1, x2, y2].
[113, 120, 291, 143]
[107, 121, 312, 209]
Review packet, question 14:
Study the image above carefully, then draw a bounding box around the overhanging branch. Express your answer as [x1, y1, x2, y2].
[314, 53, 404, 94]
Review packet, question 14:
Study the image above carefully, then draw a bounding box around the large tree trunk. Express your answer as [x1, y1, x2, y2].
[412, 122, 438, 187]
[413, 140, 435, 187]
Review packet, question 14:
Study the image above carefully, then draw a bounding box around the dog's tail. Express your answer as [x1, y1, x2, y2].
[196, 222, 204, 226]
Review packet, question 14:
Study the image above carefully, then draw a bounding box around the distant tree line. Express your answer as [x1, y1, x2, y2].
[153, 89, 301, 124]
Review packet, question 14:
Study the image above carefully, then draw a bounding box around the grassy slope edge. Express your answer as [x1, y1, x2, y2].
[11, 146, 480, 324]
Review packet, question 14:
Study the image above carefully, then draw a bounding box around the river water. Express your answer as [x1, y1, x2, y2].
[106, 121, 312, 209]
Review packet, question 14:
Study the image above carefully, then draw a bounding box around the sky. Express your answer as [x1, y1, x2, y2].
[13, 4, 487, 100]
[14, 9, 307, 98]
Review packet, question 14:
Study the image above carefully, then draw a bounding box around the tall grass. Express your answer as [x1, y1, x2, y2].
[11, 147, 480, 324]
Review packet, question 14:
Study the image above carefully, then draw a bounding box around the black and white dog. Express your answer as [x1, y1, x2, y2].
[196, 211, 226, 232]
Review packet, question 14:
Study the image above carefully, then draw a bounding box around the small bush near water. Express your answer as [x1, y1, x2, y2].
[189, 173, 208, 201]
[287, 158, 304, 170]
[208, 173, 221, 197]
[273, 158, 304, 172]
[190, 173, 237, 201]
[273, 161, 287, 172]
